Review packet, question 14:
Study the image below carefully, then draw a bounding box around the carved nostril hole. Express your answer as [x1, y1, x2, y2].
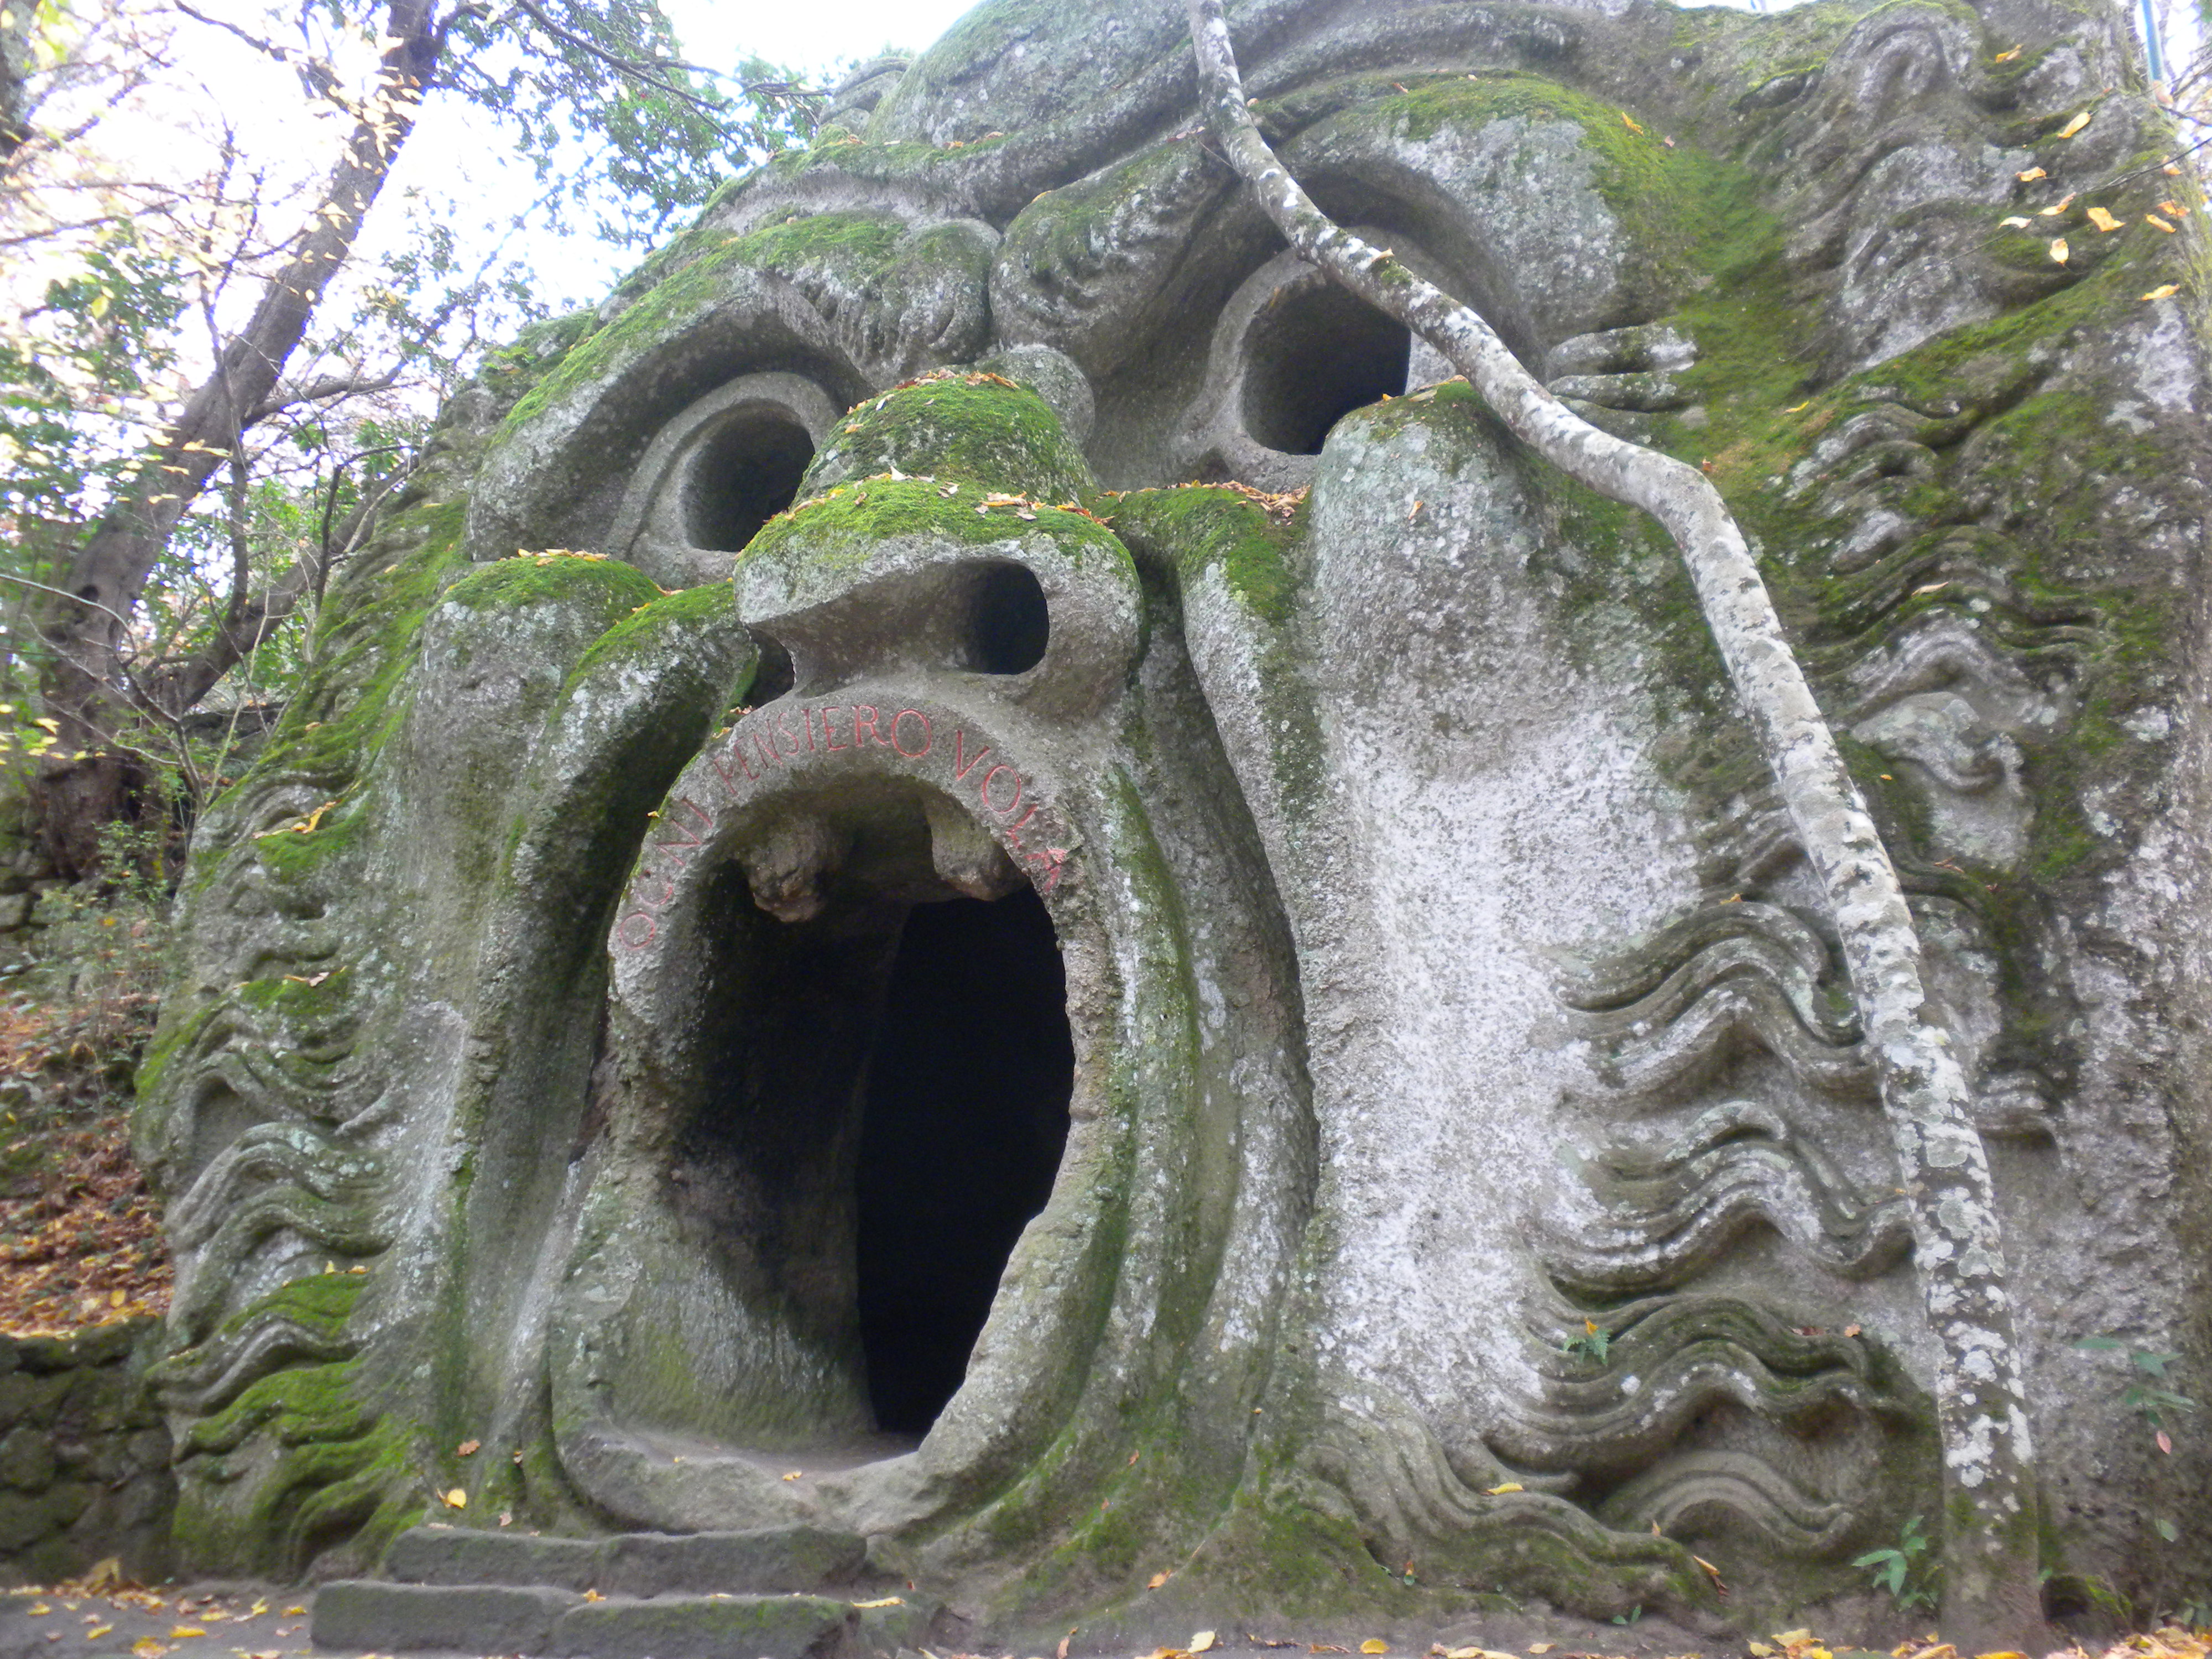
[1242, 281, 1411, 455]
[685, 411, 816, 552]
[968, 564, 1049, 675]
[747, 631, 795, 705]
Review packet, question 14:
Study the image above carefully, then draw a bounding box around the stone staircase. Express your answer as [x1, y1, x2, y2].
[312, 1524, 938, 1658]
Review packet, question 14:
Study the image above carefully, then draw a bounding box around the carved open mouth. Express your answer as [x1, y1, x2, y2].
[550, 688, 1102, 1528]
[646, 782, 1074, 1449]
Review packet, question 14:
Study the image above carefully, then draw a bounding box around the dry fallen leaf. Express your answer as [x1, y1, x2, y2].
[1999, 215, 2032, 228]
[2055, 109, 2093, 138]
[2148, 214, 2178, 232]
[853, 1598, 905, 1609]
[2161, 199, 2192, 216]
[168, 1629, 205, 1640]
[456, 1439, 480, 1457]
[1192, 1632, 1218, 1652]
[129, 1642, 166, 1659]
[2088, 205, 2124, 232]
[1621, 111, 1644, 133]
[2038, 194, 2075, 216]
[1147, 1572, 1171, 1590]
[1361, 1642, 1390, 1654]
[2049, 237, 2070, 263]
[87, 1627, 112, 1640]
[1994, 44, 2021, 60]
[2143, 284, 2180, 300]
[2016, 165, 2046, 181]
[1483, 1482, 1524, 1494]
[441, 1487, 466, 1508]
[583, 1590, 604, 1603]
[1529, 1647, 1556, 1655]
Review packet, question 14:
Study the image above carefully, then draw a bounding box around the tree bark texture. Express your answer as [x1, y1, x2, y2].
[32, 0, 443, 867]
[1181, 1, 2044, 1644]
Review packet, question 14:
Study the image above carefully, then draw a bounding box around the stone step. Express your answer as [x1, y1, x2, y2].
[312, 1582, 933, 1658]
[384, 1522, 872, 1597]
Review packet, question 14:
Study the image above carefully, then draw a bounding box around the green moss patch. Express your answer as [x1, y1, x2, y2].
[802, 371, 1095, 502]
[741, 476, 1126, 579]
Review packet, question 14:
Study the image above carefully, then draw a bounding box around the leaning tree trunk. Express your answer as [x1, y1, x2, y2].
[1182, 1, 2044, 1645]
[32, 0, 443, 873]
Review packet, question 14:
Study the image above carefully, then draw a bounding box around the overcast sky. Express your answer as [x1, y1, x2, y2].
[661, 0, 978, 80]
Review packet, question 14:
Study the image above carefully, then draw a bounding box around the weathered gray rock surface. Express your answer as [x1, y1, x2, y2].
[136, 0, 2212, 1643]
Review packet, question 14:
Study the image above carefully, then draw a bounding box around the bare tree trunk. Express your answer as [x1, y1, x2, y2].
[32, 0, 444, 863]
[1181, 2, 2044, 1644]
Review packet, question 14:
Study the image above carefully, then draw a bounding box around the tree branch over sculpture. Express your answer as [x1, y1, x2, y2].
[1179, 1, 2043, 1645]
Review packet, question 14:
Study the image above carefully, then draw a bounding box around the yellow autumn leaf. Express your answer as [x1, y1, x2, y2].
[88, 1627, 113, 1640]
[2038, 194, 2075, 216]
[2055, 109, 2092, 138]
[2049, 237, 2069, 263]
[1484, 1481, 1525, 1494]
[1447, 1650, 1483, 1658]
[2016, 165, 2046, 181]
[1147, 1572, 1171, 1590]
[442, 1487, 467, 1507]
[169, 1629, 205, 1640]
[2142, 284, 2179, 300]
[1621, 111, 1643, 133]
[1192, 1633, 1218, 1652]
[1361, 1642, 1389, 1654]
[1773, 1632, 1813, 1646]
[2160, 199, 2192, 216]
[2148, 214, 2177, 232]
[851, 1598, 905, 1609]
[1994, 44, 2021, 60]
[1748, 1646, 1775, 1657]
[582, 1590, 604, 1603]
[2088, 205, 2123, 232]
[1999, 216, 2031, 228]
[1974, 1651, 2031, 1658]
[130, 1642, 166, 1659]
[1785, 400, 1811, 412]
[1529, 1648, 1555, 1656]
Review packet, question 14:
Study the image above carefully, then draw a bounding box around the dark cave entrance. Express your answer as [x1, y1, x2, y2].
[855, 887, 1074, 1433]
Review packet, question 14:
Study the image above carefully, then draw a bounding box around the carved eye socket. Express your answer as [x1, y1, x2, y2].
[685, 409, 817, 553]
[1240, 281, 1411, 456]
[967, 562, 1050, 675]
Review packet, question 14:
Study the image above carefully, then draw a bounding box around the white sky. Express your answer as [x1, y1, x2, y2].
[661, 0, 979, 81]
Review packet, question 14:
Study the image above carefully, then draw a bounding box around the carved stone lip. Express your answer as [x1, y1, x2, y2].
[549, 679, 1108, 1535]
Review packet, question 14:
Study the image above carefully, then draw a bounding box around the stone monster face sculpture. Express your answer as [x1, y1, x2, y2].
[140, 0, 2212, 1632]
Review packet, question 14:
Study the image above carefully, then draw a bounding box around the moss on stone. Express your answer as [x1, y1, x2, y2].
[740, 477, 1127, 582]
[567, 582, 740, 686]
[801, 371, 1095, 502]
[442, 552, 664, 616]
[500, 210, 910, 435]
[1103, 485, 1306, 627]
[1364, 71, 1747, 286]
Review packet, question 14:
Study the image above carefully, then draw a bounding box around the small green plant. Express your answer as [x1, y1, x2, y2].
[2077, 1338, 2198, 1451]
[1561, 1318, 1611, 1365]
[2172, 1593, 2211, 1631]
[1854, 1514, 1939, 1610]
[1610, 1605, 1641, 1627]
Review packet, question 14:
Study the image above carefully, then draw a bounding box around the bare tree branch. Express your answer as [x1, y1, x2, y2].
[1182, 1, 2046, 1647]
[246, 371, 403, 424]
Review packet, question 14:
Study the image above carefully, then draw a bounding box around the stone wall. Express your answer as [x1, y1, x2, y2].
[0, 1321, 173, 1586]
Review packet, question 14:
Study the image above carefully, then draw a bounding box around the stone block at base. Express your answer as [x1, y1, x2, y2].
[311, 1581, 580, 1653]
[599, 1527, 870, 1597]
[549, 1593, 855, 1659]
